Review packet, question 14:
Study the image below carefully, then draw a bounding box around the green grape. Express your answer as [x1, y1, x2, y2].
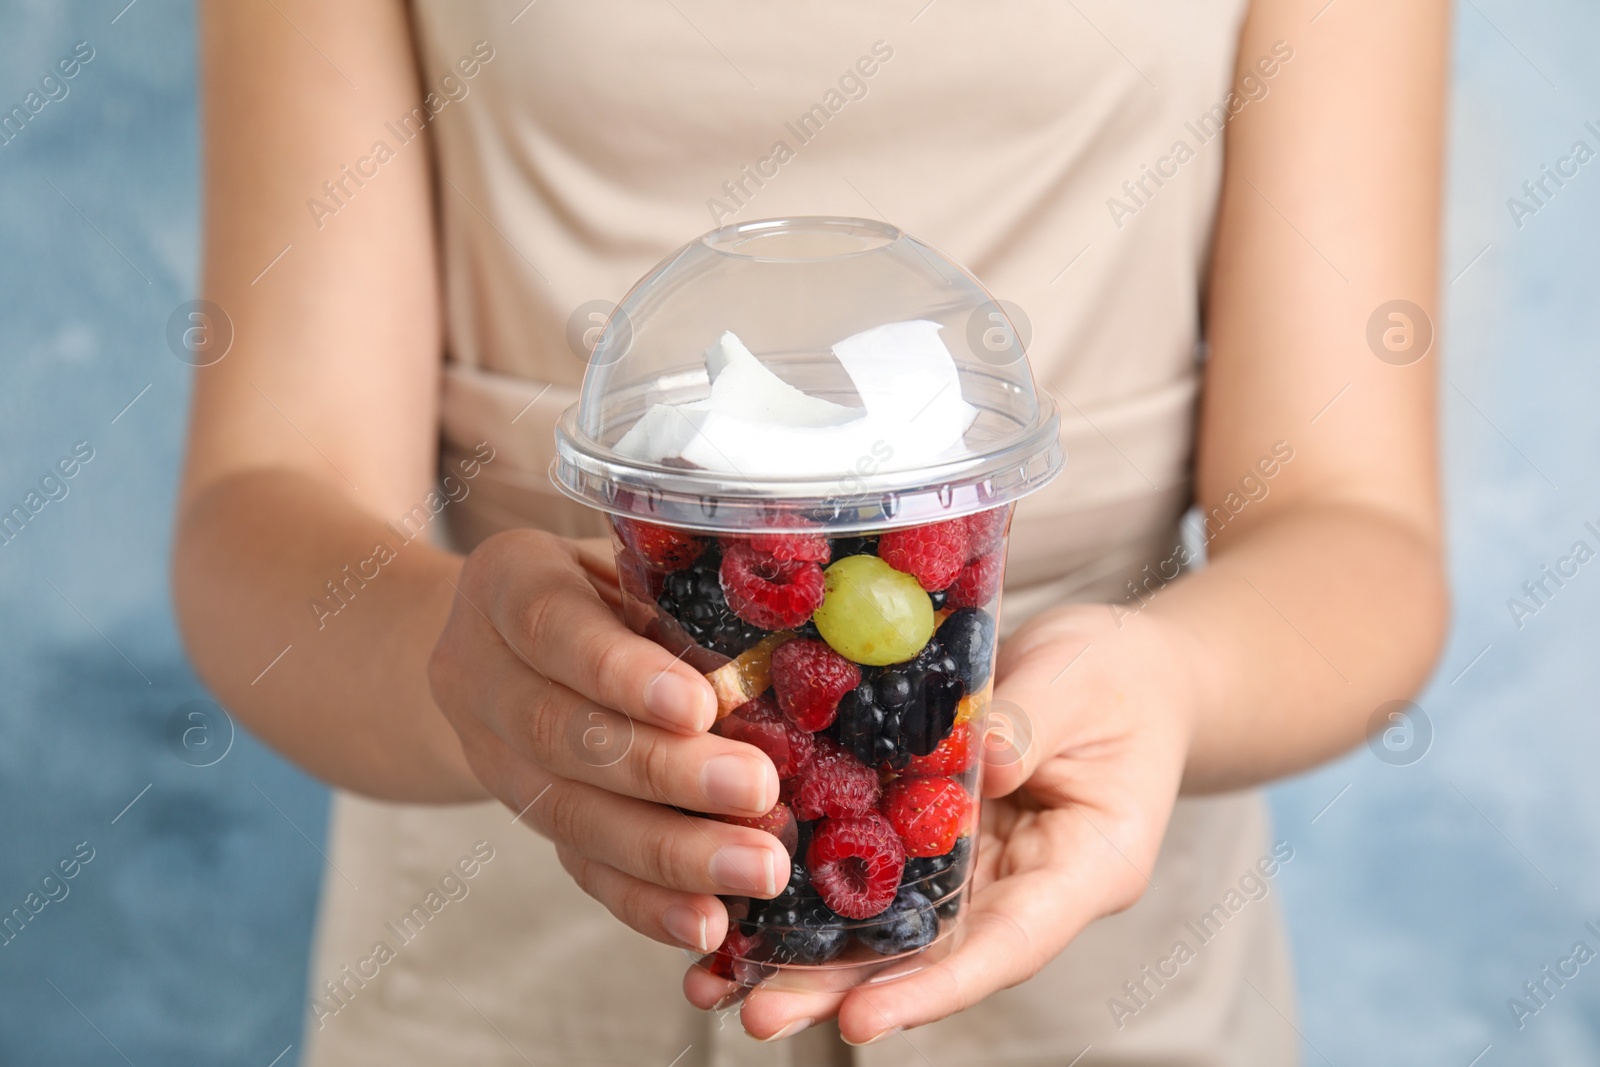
[814, 555, 935, 666]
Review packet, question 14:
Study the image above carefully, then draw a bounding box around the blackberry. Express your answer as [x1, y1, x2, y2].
[901, 836, 972, 901]
[829, 535, 878, 558]
[657, 550, 768, 657]
[836, 644, 966, 768]
[935, 607, 996, 690]
[900, 641, 965, 757]
[836, 680, 909, 771]
[902, 837, 972, 919]
[857, 888, 939, 955]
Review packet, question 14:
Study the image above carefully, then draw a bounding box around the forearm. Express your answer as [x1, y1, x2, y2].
[1142, 501, 1447, 793]
[173, 468, 485, 802]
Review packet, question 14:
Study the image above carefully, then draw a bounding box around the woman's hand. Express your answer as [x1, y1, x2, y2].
[693, 602, 1199, 1044]
[427, 528, 790, 954]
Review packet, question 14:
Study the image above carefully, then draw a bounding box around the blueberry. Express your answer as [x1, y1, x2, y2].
[929, 588, 949, 610]
[857, 888, 940, 955]
[748, 892, 849, 966]
[936, 608, 996, 690]
[770, 915, 849, 965]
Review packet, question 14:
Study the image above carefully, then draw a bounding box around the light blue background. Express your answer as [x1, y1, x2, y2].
[0, 1, 1595, 1063]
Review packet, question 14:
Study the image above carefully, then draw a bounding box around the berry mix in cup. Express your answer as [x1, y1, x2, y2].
[611, 505, 1011, 984]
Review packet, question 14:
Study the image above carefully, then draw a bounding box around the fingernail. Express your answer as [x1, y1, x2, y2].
[662, 903, 708, 951]
[700, 754, 769, 813]
[645, 670, 710, 731]
[866, 959, 926, 984]
[843, 1026, 901, 1047]
[709, 844, 777, 895]
[762, 1018, 813, 1042]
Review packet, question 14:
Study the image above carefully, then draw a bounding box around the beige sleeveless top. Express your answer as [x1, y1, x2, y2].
[303, 3, 1298, 1064]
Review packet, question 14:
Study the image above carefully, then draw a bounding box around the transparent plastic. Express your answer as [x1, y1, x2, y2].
[553, 216, 1062, 534]
[551, 217, 1062, 992]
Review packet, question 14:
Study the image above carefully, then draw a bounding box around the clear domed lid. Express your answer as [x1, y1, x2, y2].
[552, 216, 1062, 534]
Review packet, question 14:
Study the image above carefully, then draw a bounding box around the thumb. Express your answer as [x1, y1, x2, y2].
[978, 633, 1090, 797]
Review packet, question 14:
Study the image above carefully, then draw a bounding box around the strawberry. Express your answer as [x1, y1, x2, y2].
[881, 776, 971, 857]
[904, 720, 977, 777]
[614, 517, 705, 571]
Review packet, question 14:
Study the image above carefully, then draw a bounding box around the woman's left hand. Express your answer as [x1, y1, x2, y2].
[685, 602, 1202, 1044]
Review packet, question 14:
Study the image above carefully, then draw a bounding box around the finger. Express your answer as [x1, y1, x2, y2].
[835, 867, 1075, 1043]
[683, 958, 743, 1011]
[556, 842, 728, 953]
[464, 629, 776, 815]
[468, 723, 789, 897]
[735, 985, 850, 1041]
[575, 537, 623, 611]
[472, 530, 716, 733]
[977, 677, 1057, 799]
[833, 813, 1152, 1043]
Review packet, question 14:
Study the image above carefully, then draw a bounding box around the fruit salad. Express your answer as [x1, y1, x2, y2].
[611, 506, 1010, 985]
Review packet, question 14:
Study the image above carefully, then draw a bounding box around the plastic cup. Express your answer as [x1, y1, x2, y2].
[552, 216, 1061, 992]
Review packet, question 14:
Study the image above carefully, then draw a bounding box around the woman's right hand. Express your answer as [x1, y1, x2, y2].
[428, 527, 786, 954]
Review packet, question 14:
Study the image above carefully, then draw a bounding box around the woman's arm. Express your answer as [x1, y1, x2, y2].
[176, 0, 474, 799]
[1147, 0, 1452, 791]
[178, 0, 783, 956]
[732, 0, 1451, 1041]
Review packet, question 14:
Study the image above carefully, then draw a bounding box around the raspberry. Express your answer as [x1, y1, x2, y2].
[881, 776, 971, 857]
[743, 518, 831, 564]
[716, 695, 815, 779]
[945, 551, 1003, 609]
[614, 517, 705, 571]
[904, 719, 976, 777]
[771, 638, 861, 731]
[806, 812, 906, 919]
[788, 737, 881, 820]
[962, 508, 1008, 560]
[723, 800, 799, 856]
[878, 519, 969, 592]
[719, 542, 826, 630]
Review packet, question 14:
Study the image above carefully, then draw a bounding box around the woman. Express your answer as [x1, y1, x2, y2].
[175, 0, 1449, 1062]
